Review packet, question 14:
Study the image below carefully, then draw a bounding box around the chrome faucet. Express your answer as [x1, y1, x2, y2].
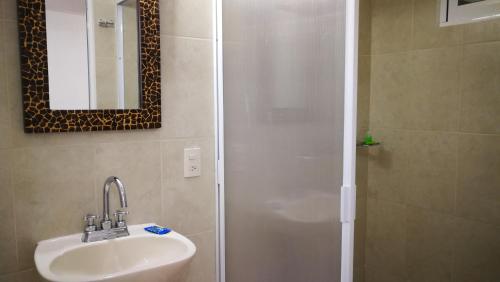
[82, 176, 130, 243]
[102, 176, 128, 230]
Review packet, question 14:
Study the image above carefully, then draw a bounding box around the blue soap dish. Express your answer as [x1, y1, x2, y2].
[144, 225, 172, 235]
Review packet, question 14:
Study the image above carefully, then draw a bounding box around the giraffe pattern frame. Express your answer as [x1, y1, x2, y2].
[17, 0, 161, 133]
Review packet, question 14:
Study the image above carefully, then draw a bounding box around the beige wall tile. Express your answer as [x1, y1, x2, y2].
[3, 20, 17, 77]
[0, 1, 216, 280]
[160, 36, 214, 139]
[0, 21, 5, 77]
[0, 268, 41, 282]
[456, 134, 500, 225]
[364, 1, 500, 281]
[359, 0, 372, 56]
[407, 47, 460, 131]
[371, 0, 413, 54]
[94, 141, 162, 225]
[356, 147, 369, 199]
[368, 129, 457, 212]
[408, 254, 452, 282]
[161, 138, 215, 235]
[0, 20, 7, 129]
[367, 128, 409, 203]
[12, 145, 97, 269]
[370, 52, 412, 129]
[0, 150, 18, 274]
[0, 20, 15, 149]
[358, 55, 371, 130]
[160, 0, 212, 39]
[365, 266, 405, 282]
[357, 125, 370, 201]
[452, 218, 500, 282]
[366, 199, 407, 280]
[0, 66, 10, 149]
[356, 39, 369, 281]
[0, 0, 16, 21]
[86, 129, 160, 144]
[463, 18, 500, 44]
[372, 47, 461, 131]
[0, 73, 9, 131]
[404, 131, 457, 214]
[406, 207, 454, 282]
[460, 42, 500, 134]
[186, 231, 216, 282]
[354, 197, 367, 269]
[354, 266, 365, 282]
[412, 0, 462, 50]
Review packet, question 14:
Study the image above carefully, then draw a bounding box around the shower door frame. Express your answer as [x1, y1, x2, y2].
[213, 0, 360, 281]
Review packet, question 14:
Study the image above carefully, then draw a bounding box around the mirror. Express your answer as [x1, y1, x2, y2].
[459, 0, 485, 5]
[45, 0, 140, 110]
[18, 0, 161, 133]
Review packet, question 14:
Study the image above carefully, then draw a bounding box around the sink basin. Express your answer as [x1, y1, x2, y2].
[35, 223, 196, 282]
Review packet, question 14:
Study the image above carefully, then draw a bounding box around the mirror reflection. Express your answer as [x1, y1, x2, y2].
[46, 0, 140, 110]
[458, 0, 485, 5]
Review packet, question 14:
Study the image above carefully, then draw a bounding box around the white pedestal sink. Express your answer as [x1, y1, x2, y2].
[35, 223, 196, 282]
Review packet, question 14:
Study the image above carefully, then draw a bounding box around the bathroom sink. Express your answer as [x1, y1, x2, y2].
[35, 223, 196, 282]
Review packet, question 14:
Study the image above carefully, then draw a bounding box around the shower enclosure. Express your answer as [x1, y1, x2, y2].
[216, 0, 358, 281]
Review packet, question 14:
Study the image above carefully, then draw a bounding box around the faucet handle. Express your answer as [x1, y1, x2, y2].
[84, 214, 99, 232]
[113, 210, 129, 227]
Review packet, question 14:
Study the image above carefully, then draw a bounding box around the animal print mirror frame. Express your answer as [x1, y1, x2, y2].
[17, 0, 161, 133]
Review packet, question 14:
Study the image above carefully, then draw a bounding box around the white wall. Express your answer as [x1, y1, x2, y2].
[46, 0, 90, 110]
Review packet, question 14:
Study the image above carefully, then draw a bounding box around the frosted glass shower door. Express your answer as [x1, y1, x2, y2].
[222, 0, 346, 281]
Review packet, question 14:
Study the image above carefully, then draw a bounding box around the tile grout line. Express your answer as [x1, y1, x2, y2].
[160, 140, 165, 226]
[366, 194, 500, 227]
[93, 145, 99, 217]
[185, 229, 215, 238]
[9, 135, 215, 151]
[2, 19, 15, 150]
[369, 126, 500, 137]
[452, 43, 464, 282]
[410, 0, 415, 52]
[450, 26, 467, 281]
[402, 0, 412, 257]
[161, 34, 213, 42]
[10, 149, 20, 273]
[361, 5, 373, 272]
[369, 36, 500, 56]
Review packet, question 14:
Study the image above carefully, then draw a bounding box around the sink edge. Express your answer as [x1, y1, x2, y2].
[34, 223, 197, 282]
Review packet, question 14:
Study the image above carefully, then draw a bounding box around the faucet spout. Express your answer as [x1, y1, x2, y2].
[82, 176, 130, 242]
[103, 176, 127, 222]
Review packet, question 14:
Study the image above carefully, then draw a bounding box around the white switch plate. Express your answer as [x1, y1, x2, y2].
[184, 147, 201, 178]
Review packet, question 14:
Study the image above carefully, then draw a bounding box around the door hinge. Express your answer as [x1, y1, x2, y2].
[217, 159, 223, 185]
[340, 185, 357, 223]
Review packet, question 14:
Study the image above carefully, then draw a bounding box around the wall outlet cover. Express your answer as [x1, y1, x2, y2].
[184, 147, 201, 178]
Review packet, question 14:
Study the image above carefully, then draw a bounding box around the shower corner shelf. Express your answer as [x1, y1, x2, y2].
[356, 142, 381, 148]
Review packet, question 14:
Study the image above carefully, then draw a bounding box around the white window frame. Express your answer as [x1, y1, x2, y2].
[85, 0, 97, 109]
[116, 0, 125, 109]
[441, 0, 500, 26]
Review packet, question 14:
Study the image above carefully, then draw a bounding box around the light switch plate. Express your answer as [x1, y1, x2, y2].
[184, 147, 201, 178]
